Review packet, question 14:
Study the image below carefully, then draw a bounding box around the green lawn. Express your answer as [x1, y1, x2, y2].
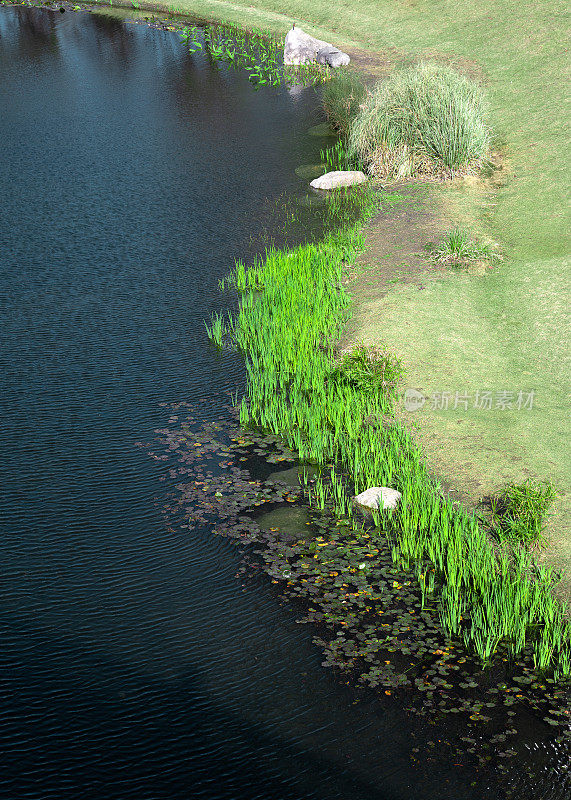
[100, 0, 569, 594]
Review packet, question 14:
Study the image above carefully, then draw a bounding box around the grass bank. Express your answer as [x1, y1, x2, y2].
[214, 182, 570, 678]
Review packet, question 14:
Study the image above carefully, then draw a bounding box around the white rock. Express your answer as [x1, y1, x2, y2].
[354, 487, 402, 510]
[316, 46, 350, 68]
[284, 26, 350, 67]
[310, 170, 368, 190]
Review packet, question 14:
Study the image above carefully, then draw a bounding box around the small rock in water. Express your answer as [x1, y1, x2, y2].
[310, 170, 368, 190]
[354, 487, 402, 510]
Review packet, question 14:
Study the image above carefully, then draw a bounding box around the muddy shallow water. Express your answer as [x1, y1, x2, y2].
[0, 6, 568, 799]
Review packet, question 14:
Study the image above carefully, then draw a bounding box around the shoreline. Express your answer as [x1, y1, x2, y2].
[8, 0, 569, 678]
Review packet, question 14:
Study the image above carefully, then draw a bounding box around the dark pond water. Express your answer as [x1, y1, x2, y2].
[0, 7, 560, 799]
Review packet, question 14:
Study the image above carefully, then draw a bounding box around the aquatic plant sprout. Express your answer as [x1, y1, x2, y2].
[179, 22, 332, 89]
[217, 181, 570, 678]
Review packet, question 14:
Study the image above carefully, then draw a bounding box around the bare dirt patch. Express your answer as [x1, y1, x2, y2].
[339, 179, 459, 348]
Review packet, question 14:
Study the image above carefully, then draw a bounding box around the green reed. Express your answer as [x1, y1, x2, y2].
[205, 311, 233, 349]
[319, 138, 365, 172]
[217, 180, 570, 679]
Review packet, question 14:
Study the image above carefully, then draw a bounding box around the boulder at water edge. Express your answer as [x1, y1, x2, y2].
[310, 170, 368, 190]
[354, 487, 402, 510]
[284, 26, 350, 67]
[316, 46, 351, 68]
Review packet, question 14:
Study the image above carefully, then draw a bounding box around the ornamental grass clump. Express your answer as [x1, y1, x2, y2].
[322, 66, 369, 142]
[347, 60, 491, 179]
[427, 226, 503, 268]
[487, 479, 557, 547]
[331, 343, 404, 399]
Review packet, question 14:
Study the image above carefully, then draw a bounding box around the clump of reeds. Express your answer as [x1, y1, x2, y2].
[319, 138, 365, 173]
[321, 66, 369, 141]
[330, 343, 404, 399]
[347, 60, 492, 179]
[486, 479, 557, 547]
[205, 312, 233, 349]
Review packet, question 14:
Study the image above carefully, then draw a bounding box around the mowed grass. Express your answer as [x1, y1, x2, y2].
[109, 2, 568, 593]
[144, 0, 570, 597]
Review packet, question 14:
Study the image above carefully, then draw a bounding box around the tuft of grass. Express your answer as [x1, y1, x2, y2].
[330, 343, 404, 399]
[321, 66, 369, 142]
[486, 479, 557, 547]
[347, 60, 491, 179]
[205, 312, 230, 348]
[319, 137, 366, 173]
[427, 226, 503, 267]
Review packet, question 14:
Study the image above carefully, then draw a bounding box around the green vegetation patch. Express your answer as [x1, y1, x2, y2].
[426, 226, 503, 269]
[330, 343, 404, 399]
[485, 479, 557, 548]
[179, 21, 332, 88]
[321, 65, 369, 141]
[347, 60, 492, 179]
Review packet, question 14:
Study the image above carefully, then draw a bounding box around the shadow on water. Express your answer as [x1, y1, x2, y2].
[2, 622, 407, 800]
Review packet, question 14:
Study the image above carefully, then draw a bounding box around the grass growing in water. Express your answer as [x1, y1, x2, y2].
[321, 66, 369, 141]
[347, 60, 492, 179]
[319, 138, 365, 173]
[179, 22, 331, 89]
[220, 182, 570, 678]
[205, 312, 230, 348]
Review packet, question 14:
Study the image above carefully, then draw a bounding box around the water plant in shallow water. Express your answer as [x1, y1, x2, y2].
[219, 181, 570, 680]
[179, 22, 331, 90]
[205, 312, 230, 349]
[319, 138, 365, 172]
